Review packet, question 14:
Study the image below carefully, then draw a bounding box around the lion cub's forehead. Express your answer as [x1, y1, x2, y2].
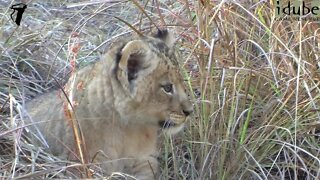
[139, 36, 185, 82]
[142, 37, 179, 67]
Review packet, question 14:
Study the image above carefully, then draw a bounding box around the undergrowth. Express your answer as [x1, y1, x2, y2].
[0, 0, 319, 179]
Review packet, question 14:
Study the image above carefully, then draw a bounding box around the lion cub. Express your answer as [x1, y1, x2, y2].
[26, 30, 193, 179]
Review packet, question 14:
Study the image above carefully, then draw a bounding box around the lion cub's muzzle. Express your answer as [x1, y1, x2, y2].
[159, 109, 192, 129]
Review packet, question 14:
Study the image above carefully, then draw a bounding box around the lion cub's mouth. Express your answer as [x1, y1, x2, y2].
[159, 113, 186, 129]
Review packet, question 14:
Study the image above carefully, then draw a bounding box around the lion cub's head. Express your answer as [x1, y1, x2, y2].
[110, 30, 193, 134]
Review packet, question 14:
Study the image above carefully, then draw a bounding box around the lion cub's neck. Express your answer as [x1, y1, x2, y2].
[121, 124, 159, 157]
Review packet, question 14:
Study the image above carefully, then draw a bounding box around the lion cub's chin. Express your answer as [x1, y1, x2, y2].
[159, 120, 185, 135]
[163, 123, 185, 135]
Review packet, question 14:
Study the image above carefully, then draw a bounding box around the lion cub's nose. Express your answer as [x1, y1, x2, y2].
[183, 109, 193, 116]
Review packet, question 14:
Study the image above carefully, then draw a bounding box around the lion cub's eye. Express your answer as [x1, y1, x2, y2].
[162, 84, 173, 94]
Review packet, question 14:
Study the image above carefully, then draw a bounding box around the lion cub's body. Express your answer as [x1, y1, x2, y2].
[26, 30, 192, 179]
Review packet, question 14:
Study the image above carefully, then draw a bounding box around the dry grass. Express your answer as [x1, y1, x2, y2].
[1, 0, 320, 179]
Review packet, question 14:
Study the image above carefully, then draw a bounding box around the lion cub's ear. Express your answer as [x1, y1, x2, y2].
[118, 40, 151, 83]
[153, 29, 175, 48]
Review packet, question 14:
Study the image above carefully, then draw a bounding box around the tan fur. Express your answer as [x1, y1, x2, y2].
[25, 30, 193, 179]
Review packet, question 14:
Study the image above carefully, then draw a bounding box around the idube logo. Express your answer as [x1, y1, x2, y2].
[275, 0, 320, 21]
